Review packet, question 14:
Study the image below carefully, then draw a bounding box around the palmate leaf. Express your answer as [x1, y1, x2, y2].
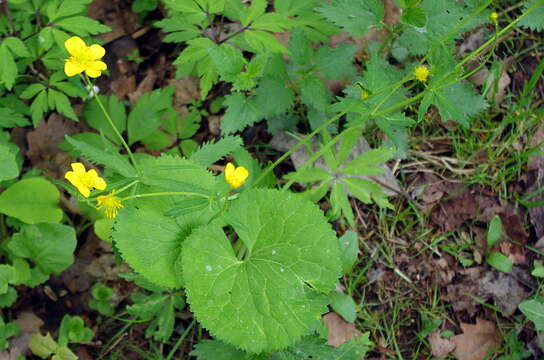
[182, 189, 341, 353]
[316, 0, 384, 36]
[189, 136, 243, 167]
[518, 0, 544, 31]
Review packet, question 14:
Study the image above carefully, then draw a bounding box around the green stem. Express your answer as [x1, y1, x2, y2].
[121, 191, 211, 201]
[165, 320, 195, 360]
[114, 180, 140, 195]
[83, 74, 141, 176]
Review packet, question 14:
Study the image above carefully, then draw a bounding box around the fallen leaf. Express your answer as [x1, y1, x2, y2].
[13, 312, 44, 333]
[323, 312, 361, 347]
[428, 330, 456, 357]
[477, 269, 531, 316]
[452, 318, 502, 360]
[527, 125, 544, 240]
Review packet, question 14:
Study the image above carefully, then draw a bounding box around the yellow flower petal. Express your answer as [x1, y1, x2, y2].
[87, 44, 106, 60]
[75, 183, 91, 198]
[224, 162, 249, 189]
[71, 162, 86, 174]
[225, 162, 235, 178]
[65, 36, 87, 57]
[85, 68, 102, 78]
[88, 169, 107, 190]
[64, 60, 84, 77]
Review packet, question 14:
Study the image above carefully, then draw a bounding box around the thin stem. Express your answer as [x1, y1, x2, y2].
[83, 74, 141, 176]
[165, 320, 195, 360]
[121, 191, 211, 201]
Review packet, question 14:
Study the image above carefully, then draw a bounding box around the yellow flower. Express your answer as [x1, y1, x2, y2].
[64, 162, 107, 198]
[490, 12, 498, 21]
[64, 36, 107, 78]
[96, 190, 123, 219]
[224, 162, 249, 189]
[414, 65, 430, 83]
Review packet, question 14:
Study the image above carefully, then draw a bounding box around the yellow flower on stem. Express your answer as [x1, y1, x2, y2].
[225, 162, 249, 189]
[64, 36, 107, 78]
[490, 12, 499, 21]
[64, 162, 107, 198]
[96, 190, 123, 219]
[414, 65, 430, 83]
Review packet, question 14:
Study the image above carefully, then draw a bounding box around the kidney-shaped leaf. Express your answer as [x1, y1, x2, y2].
[182, 189, 341, 353]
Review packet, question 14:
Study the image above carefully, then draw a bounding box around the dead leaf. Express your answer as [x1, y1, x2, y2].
[169, 76, 200, 106]
[128, 69, 157, 103]
[477, 269, 531, 316]
[428, 330, 456, 357]
[452, 318, 502, 360]
[323, 312, 361, 347]
[14, 312, 44, 333]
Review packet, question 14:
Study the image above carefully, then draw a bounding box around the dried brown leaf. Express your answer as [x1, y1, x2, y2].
[452, 318, 502, 360]
[323, 312, 361, 347]
[428, 330, 456, 357]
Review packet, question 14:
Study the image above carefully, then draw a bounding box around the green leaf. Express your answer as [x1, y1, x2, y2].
[29, 333, 57, 359]
[316, 0, 384, 36]
[191, 339, 251, 360]
[114, 156, 216, 288]
[343, 177, 392, 209]
[315, 44, 357, 80]
[57, 315, 93, 347]
[155, 18, 201, 43]
[83, 95, 127, 145]
[330, 182, 355, 227]
[329, 293, 357, 323]
[0, 44, 17, 90]
[244, 30, 289, 53]
[0, 143, 19, 181]
[126, 292, 185, 342]
[274, 0, 318, 17]
[64, 136, 136, 178]
[55, 16, 111, 37]
[284, 167, 332, 183]
[518, 0, 544, 31]
[0, 287, 17, 308]
[30, 90, 49, 126]
[287, 27, 313, 66]
[0, 266, 15, 294]
[419, 81, 488, 127]
[240, 0, 267, 26]
[48, 89, 77, 121]
[252, 13, 295, 32]
[341, 147, 394, 176]
[400, 6, 427, 27]
[209, 44, 245, 83]
[0, 107, 29, 128]
[128, 86, 175, 145]
[338, 231, 358, 275]
[3, 37, 30, 57]
[487, 215, 503, 248]
[52, 346, 78, 360]
[0, 178, 63, 224]
[221, 93, 261, 134]
[300, 76, 329, 112]
[182, 189, 341, 353]
[519, 299, 544, 331]
[532, 261, 544, 278]
[189, 136, 243, 167]
[486, 252, 513, 273]
[333, 333, 373, 359]
[9, 223, 76, 275]
[254, 77, 295, 118]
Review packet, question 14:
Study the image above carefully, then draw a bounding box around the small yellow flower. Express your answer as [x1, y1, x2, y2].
[96, 190, 123, 219]
[64, 162, 107, 198]
[64, 36, 107, 78]
[490, 12, 498, 21]
[224, 162, 249, 189]
[414, 65, 430, 83]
